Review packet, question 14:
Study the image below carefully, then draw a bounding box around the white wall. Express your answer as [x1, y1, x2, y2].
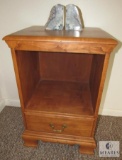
[0, 0, 122, 115]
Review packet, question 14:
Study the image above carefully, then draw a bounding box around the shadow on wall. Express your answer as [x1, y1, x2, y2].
[77, 5, 85, 28]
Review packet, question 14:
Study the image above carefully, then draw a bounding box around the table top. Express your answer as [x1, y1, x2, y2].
[3, 26, 117, 45]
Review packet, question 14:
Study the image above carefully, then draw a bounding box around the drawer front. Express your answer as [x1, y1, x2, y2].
[25, 113, 94, 137]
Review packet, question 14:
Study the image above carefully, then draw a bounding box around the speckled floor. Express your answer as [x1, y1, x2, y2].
[0, 106, 122, 160]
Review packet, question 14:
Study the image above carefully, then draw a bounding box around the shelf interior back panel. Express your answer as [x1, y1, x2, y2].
[39, 52, 93, 83]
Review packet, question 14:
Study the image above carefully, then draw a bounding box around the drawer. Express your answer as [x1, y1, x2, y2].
[25, 113, 94, 137]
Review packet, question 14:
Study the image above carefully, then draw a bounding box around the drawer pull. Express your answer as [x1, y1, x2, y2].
[49, 123, 67, 133]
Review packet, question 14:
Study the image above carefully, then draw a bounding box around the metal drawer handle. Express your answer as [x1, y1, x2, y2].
[49, 123, 67, 133]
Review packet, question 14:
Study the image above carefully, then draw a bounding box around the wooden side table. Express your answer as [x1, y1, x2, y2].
[3, 26, 117, 154]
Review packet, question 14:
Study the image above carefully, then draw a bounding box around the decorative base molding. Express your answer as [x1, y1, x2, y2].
[22, 130, 96, 154]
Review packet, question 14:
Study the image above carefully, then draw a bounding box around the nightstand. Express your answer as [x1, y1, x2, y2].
[3, 26, 117, 154]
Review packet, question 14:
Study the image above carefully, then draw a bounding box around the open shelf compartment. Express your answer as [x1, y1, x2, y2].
[16, 51, 105, 116]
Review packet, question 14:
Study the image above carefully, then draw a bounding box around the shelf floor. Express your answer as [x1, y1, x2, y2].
[26, 80, 94, 116]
